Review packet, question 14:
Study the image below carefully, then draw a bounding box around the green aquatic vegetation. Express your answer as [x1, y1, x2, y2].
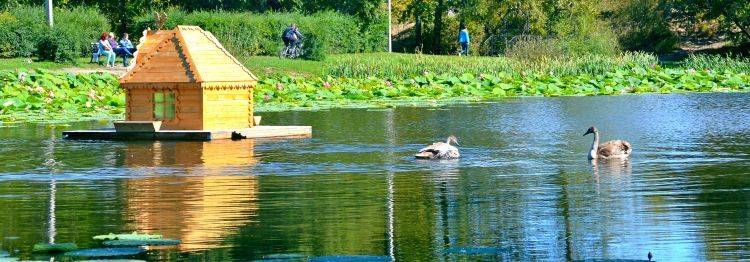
[93, 232, 162, 241]
[103, 239, 180, 247]
[32, 243, 78, 253]
[1, 55, 749, 121]
[0, 69, 125, 122]
[254, 66, 750, 111]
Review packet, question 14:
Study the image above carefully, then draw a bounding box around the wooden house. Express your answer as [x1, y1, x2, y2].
[119, 25, 258, 131]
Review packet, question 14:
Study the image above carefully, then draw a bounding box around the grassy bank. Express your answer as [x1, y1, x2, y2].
[0, 57, 96, 71]
[1, 53, 749, 122]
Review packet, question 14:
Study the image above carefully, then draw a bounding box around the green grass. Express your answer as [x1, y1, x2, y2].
[0, 57, 99, 71]
[243, 53, 750, 80]
[324, 52, 662, 78]
[240, 56, 324, 78]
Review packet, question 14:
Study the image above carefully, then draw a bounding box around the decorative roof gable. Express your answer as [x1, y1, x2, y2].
[120, 25, 257, 85]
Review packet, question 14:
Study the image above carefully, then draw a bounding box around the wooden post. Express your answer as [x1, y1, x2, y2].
[45, 0, 54, 27]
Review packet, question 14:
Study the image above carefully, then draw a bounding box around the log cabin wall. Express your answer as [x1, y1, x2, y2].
[173, 87, 203, 130]
[125, 85, 204, 130]
[202, 86, 253, 130]
[125, 87, 154, 122]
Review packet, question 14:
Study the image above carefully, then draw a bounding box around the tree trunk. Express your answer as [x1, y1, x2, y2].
[731, 18, 750, 41]
[431, 0, 445, 53]
[415, 15, 423, 51]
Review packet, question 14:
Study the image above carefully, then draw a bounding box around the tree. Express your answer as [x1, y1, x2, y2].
[667, 0, 750, 42]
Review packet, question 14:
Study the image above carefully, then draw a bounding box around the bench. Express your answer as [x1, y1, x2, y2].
[89, 42, 132, 66]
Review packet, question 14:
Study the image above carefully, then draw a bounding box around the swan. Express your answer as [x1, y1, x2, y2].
[583, 126, 632, 160]
[415, 135, 460, 159]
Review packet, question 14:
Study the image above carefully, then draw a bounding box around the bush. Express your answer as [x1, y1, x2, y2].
[0, 6, 47, 58]
[504, 38, 565, 62]
[551, 2, 621, 57]
[37, 27, 80, 63]
[0, 6, 109, 60]
[133, 10, 386, 56]
[302, 33, 327, 61]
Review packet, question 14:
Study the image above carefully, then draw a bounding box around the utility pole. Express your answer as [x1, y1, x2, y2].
[45, 0, 54, 27]
[387, 0, 392, 52]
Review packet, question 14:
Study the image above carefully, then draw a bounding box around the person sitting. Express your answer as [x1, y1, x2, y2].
[98, 32, 116, 67]
[119, 33, 137, 54]
[108, 32, 132, 66]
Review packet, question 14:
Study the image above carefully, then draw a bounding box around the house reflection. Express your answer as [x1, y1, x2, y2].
[121, 140, 259, 251]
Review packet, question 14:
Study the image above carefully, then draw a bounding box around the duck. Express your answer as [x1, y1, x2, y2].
[415, 135, 460, 159]
[583, 126, 632, 160]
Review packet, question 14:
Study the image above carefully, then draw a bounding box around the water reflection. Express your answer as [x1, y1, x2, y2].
[122, 140, 259, 251]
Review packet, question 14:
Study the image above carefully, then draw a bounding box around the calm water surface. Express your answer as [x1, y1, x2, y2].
[1, 93, 750, 261]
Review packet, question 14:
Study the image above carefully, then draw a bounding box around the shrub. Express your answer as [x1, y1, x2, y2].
[54, 7, 110, 60]
[0, 6, 108, 60]
[551, 2, 621, 57]
[504, 38, 565, 62]
[133, 10, 385, 56]
[37, 27, 80, 63]
[302, 32, 327, 61]
[0, 6, 47, 58]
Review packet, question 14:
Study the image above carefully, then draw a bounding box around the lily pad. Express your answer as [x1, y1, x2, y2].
[32, 243, 78, 253]
[65, 248, 145, 258]
[103, 239, 180, 247]
[93, 232, 162, 241]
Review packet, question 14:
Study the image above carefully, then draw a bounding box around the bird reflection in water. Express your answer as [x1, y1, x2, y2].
[590, 158, 633, 194]
[121, 139, 260, 251]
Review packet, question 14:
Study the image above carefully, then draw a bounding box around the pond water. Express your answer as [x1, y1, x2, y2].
[1, 93, 750, 261]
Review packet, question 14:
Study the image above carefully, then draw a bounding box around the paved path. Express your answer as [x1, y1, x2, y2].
[61, 67, 128, 77]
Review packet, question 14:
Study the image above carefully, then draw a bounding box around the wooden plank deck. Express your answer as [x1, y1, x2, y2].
[62, 126, 312, 141]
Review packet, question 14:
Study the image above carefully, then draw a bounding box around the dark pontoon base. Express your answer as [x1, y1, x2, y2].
[62, 126, 312, 141]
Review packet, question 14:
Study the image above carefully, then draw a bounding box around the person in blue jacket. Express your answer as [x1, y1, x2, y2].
[458, 26, 470, 56]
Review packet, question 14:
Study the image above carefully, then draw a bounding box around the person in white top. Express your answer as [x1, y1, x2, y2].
[98, 32, 116, 67]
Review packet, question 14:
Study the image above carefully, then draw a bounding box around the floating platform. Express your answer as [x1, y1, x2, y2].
[62, 126, 312, 141]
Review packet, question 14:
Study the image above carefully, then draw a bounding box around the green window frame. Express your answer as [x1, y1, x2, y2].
[153, 91, 175, 120]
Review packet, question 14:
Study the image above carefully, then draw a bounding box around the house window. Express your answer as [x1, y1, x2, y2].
[153, 91, 175, 120]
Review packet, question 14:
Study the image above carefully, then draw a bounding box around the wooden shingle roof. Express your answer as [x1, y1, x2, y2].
[120, 25, 258, 86]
